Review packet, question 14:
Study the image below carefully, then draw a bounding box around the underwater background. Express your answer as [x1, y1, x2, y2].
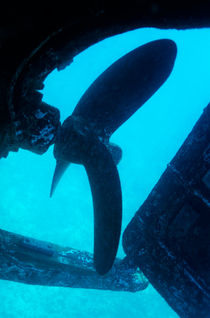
[0, 27, 210, 317]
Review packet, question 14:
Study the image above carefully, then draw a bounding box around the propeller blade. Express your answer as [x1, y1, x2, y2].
[84, 140, 122, 275]
[73, 39, 177, 137]
[50, 160, 70, 197]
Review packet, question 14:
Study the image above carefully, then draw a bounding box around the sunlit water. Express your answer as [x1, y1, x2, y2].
[0, 27, 210, 317]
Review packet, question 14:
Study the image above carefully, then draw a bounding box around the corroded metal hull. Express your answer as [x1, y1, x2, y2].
[123, 104, 210, 318]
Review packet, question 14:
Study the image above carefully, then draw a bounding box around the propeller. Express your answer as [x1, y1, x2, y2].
[50, 39, 177, 275]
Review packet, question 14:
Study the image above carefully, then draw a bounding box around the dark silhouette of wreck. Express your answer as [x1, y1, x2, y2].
[0, 3, 209, 318]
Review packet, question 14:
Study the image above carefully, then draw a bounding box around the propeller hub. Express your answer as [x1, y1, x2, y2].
[54, 115, 100, 164]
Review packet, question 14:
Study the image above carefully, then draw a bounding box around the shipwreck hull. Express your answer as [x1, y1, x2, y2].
[123, 104, 210, 318]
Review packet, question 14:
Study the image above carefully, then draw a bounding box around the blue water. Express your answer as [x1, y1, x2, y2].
[0, 27, 210, 317]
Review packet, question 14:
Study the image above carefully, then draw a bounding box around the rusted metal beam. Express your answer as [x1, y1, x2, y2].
[0, 228, 148, 292]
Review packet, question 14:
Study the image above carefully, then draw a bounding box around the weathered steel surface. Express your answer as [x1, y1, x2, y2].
[123, 104, 210, 318]
[0, 228, 148, 292]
